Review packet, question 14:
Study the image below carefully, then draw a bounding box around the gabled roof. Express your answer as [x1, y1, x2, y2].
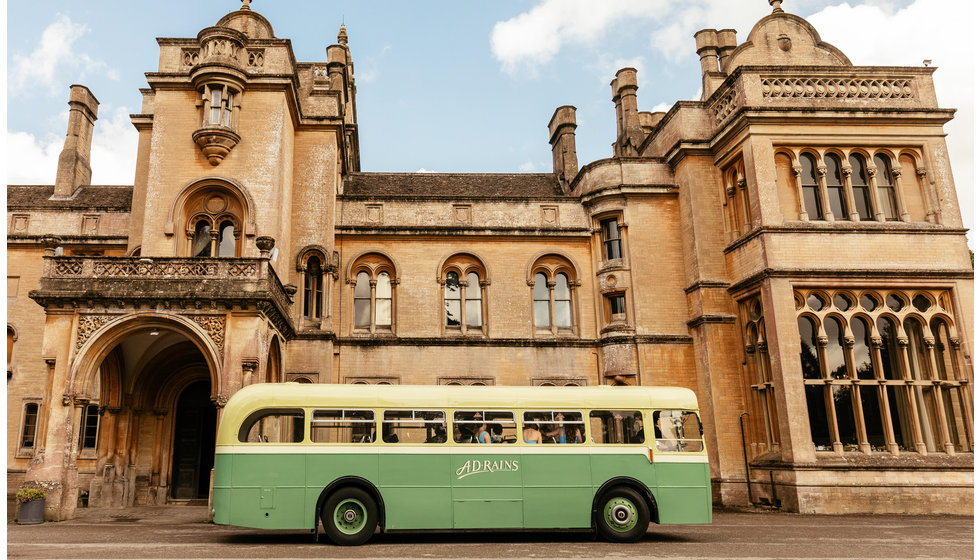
[7, 185, 134, 211]
[342, 172, 565, 199]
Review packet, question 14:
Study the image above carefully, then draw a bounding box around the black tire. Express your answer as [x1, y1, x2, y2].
[320, 487, 379, 546]
[594, 486, 650, 543]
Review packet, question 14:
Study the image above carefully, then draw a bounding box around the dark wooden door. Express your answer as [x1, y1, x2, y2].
[171, 381, 215, 499]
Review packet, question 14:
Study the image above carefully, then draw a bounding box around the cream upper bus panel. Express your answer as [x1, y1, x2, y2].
[215, 383, 700, 446]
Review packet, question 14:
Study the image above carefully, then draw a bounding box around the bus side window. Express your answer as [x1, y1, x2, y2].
[237, 408, 305, 443]
[453, 410, 517, 444]
[523, 411, 584, 444]
[383, 410, 447, 444]
[588, 410, 643, 444]
[653, 410, 704, 452]
[311, 409, 376, 443]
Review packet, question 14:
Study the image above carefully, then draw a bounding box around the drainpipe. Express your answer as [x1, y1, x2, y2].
[738, 412, 754, 504]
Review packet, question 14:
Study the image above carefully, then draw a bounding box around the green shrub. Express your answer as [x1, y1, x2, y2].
[15, 488, 45, 503]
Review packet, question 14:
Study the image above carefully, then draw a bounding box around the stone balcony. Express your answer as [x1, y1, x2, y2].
[30, 256, 295, 336]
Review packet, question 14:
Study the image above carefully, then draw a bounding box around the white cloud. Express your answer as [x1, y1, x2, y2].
[491, 0, 667, 75]
[416, 167, 436, 173]
[7, 106, 137, 185]
[518, 161, 538, 172]
[9, 14, 117, 96]
[357, 43, 392, 85]
[490, 0, 774, 74]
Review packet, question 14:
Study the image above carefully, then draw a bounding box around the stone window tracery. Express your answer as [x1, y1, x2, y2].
[349, 253, 397, 334]
[439, 254, 488, 335]
[794, 287, 972, 455]
[529, 255, 579, 336]
[740, 296, 780, 457]
[19, 401, 40, 456]
[181, 188, 245, 257]
[721, 160, 751, 240]
[776, 148, 927, 224]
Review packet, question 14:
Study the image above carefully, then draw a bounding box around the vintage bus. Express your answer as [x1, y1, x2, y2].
[212, 383, 710, 545]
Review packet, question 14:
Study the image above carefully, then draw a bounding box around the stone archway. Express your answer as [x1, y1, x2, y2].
[65, 315, 221, 509]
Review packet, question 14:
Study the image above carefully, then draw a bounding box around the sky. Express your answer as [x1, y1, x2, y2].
[4, 0, 975, 246]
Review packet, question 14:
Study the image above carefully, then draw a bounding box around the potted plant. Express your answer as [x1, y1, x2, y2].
[16, 487, 46, 525]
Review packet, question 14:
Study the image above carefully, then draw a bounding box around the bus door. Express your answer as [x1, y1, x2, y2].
[651, 410, 711, 523]
[450, 410, 523, 529]
[520, 410, 592, 528]
[377, 409, 452, 530]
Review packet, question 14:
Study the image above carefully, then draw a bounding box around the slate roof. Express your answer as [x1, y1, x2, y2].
[342, 173, 564, 199]
[7, 185, 134, 211]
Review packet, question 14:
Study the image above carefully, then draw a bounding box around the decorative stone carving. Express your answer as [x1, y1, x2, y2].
[246, 49, 265, 68]
[761, 77, 914, 99]
[76, 314, 114, 350]
[713, 89, 738, 124]
[188, 315, 226, 352]
[256, 236, 275, 258]
[55, 260, 84, 275]
[192, 127, 242, 166]
[228, 263, 257, 277]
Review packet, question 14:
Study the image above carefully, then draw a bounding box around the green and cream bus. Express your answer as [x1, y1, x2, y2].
[212, 383, 710, 545]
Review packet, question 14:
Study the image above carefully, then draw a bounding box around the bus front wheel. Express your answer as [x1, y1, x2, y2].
[321, 487, 378, 546]
[595, 487, 650, 543]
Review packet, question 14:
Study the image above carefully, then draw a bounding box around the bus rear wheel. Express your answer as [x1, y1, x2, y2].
[595, 487, 650, 543]
[321, 487, 378, 546]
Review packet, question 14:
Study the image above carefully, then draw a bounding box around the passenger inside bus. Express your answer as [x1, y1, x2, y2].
[523, 422, 543, 444]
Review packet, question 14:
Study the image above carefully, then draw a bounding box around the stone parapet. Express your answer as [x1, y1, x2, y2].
[30, 256, 294, 337]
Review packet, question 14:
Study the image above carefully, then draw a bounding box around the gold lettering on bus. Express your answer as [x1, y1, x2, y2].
[455, 458, 520, 479]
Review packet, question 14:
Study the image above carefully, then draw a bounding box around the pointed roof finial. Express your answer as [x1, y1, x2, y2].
[769, 0, 784, 13]
[338, 23, 348, 45]
[241, 0, 251, 10]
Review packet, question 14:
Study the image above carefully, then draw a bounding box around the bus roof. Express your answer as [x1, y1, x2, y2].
[218, 383, 699, 443]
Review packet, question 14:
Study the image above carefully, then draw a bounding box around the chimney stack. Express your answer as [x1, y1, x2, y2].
[54, 85, 99, 198]
[716, 29, 738, 73]
[694, 29, 723, 101]
[548, 105, 579, 191]
[612, 68, 642, 157]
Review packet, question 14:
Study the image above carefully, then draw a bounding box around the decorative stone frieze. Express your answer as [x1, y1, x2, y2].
[761, 77, 914, 99]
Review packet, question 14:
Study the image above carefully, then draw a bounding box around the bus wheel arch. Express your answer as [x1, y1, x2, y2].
[315, 477, 386, 538]
[592, 477, 659, 532]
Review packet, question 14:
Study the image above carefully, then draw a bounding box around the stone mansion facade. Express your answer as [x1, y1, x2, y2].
[7, 1, 972, 520]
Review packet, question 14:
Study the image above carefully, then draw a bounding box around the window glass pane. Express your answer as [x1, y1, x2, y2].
[608, 294, 626, 316]
[534, 301, 551, 327]
[653, 410, 703, 452]
[210, 88, 222, 124]
[887, 386, 916, 451]
[22, 403, 39, 448]
[851, 318, 873, 380]
[860, 294, 878, 311]
[798, 317, 821, 379]
[932, 320, 956, 381]
[238, 409, 305, 443]
[833, 293, 851, 311]
[217, 221, 235, 257]
[601, 218, 622, 260]
[523, 411, 585, 444]
[354, 272, 370, 298]
[192, 220, 211, 257]
[445, 300, 461, 327]
[833, 384, 858, 449]
[886, 294, 904, 312]
[849, 155, 874, 220]
[375, 299, 392, 327]
[532, 273, 549, 300]
[454, 410, 517, 444]
[223, 93, 234, 127]
[859, 385, 887, 451]
[800, 154, 823, 219]
[588, 410, 644, 444]
[376, 272, 392, 298]
[874, 155, 898, 220]
[533, 273, 550, 327]
[444, 272, 460, 299]
[912, 294, 931, 313]
[823, 317, 847, 379]
[554, 274, 570, 300]
[310, 409, 375, 443]
[80, 404, 100, 449]
[877, 317, 902, 380]
[806, 293, 825, 311]
[555, 274, 572, 327]
[354, 272, 370, 328]
[465, 299, 482, 328]
[825, 155, 847, 220]
[465, 272, 481, 300]
[382, 410, 447, 444]
[805, 385, 832, 450]
[904, 318, 928, 381]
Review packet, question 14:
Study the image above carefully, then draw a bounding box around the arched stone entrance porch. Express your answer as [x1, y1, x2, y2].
[26, 313, 223, 516]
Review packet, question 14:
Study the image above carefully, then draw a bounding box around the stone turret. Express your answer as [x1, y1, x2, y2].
[611, 68, 645, 157]
[54, 85, 99, 198]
